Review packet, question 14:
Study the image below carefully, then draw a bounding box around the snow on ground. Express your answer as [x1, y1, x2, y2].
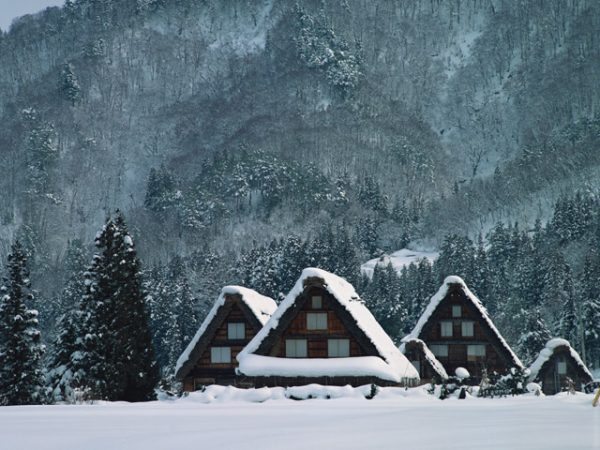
[0, 387, 598, 450]
[361, 248, 439, 278]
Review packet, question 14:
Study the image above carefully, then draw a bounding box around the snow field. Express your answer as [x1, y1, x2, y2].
[0, 387, 598, 450]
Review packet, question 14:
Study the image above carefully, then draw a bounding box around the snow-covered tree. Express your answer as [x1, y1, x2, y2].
[60, 62, 81, 106]
[73, 212, 158, 401]
[0, 241, 45, 405]
[516, 308, 551, 365]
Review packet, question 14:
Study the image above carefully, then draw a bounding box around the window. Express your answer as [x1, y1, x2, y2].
[210, 347, 231, 363]
[228, 322, 245, 340]
[467, 344, 486, 360]
[430, 344, 449, 357]
[307, 312, 328, 330]
[328, 339, 350, 357]
[411, 360, 421, 374]
[311, 295, 323, 309]
[440, 321, 453, 337]
[286, 339, 308, 358]
[557, 359, 567, 375]
[461, 321, 474, 337]
[452, 305, 462, 317]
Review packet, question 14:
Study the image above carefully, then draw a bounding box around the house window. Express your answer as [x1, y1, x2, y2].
[307, 312, 328, 330]
[467, 344, 486, 360]
[411, 360, 421, 374]
[328, 339, 350, 357]
[461, 321, 474, 337]
[440, 321, 453, 337]
[286, 339, 308, 358]
[557, 359, 567, 375]
[210, 347, 231, 364]
[311, 295, 323, 309]
[430, 344, 449, 357]
[228, 322, 245, 340]
[452, 305, 461, 317]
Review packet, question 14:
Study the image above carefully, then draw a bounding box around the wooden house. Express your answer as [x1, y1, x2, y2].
[528, 338, 593, 395]
[403, 276, 522, 382]
[400, 338, 448, 383]
[236, 268, 419, 387]
[175, 286, 277, 391]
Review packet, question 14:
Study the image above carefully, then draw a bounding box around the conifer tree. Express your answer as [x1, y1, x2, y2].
[73, 212, 158, 401]
[0, 241, 45, 405]
[60, 62, 81, 106]
[516, 308, 551, 365]
[557, 265, 578, 347]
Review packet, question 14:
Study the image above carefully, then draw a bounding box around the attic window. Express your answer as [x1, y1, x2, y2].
[467, 344, 486, 360]
[452, 305, 461, 317]
[461, 321, 474, 337]
[430, 344, 448, 357]
[307, 312, 328, 330]
[311, 295, 322, 309]
[210, 347, 231, 364]
[328, 339, 350, 357]
[286, 339, 307, 358]
[557, 359, 567, 375]
[440, 321, 453, 337]
[228, 323, 245, 340]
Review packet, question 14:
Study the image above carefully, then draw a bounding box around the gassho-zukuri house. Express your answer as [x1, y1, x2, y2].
[528, 338, 593, 395]
[175, 286, 278, 391]
[236, 268, 419, 387]
[401, 276, 524, 382]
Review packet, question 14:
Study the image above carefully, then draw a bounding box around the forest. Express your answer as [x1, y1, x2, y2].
[0, 0, 599, 403]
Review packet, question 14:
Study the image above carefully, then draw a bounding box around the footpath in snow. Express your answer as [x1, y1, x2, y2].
[0, 386, 598, 450]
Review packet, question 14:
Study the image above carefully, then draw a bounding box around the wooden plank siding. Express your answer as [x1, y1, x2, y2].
[419, 287, 514, 381]
[536, 346, 593, 395]
[270, 286, 365, 359]
[182, 297, 264, 390]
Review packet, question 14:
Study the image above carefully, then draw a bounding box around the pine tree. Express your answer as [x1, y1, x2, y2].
[0, 241, 45, 405]
[516, 308, 551, 365]
[47, 241, 88, 402]
[580, 250, 600, 368]
[60, 62, 81, 106]
[557, 265, 578, 347]
[73, 212, 159, 401]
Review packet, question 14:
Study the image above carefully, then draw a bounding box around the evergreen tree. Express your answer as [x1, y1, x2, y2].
[73, 212, 159, 401]
[580, 250, 600, 368]
[516, 308, 551, 365]
[47, 240, 88, 402]
[557, 265, 578, 347]
[0, 241, 45, 405]
[60, 62, 81, 106]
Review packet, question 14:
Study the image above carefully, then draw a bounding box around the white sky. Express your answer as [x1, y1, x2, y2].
[0, 0, 64, 32]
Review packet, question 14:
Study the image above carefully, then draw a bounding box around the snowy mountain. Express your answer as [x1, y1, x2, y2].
[1, 1, 600, 362]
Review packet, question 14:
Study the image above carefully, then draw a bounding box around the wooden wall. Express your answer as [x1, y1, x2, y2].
[538, 347, 592, 395]
[269, 286, 367, 358]
[420, 288, 511, 380]
[184, 300, 260, 390]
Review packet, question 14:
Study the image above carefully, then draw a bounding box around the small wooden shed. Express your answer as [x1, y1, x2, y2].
[528, 338, 593, 395]
[175, 286, 277, 391]
[236, 268, 419, 387]
[400, 338, 448, 383]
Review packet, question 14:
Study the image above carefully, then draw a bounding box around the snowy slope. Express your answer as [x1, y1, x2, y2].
[0, 391, 596, 450]
[361, 249, 439, 278]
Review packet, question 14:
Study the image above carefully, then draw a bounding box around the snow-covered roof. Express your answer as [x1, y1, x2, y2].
[403, 275, 523, 368]
[175, 286, 277, 376]
[528, 338, 593, 382]
[399, 338, 448, 379]
[361, 248, 439, 279]
[237, 268, 419, 383]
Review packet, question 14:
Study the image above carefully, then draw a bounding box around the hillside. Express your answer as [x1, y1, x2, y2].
[1, 0, 599, 347]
